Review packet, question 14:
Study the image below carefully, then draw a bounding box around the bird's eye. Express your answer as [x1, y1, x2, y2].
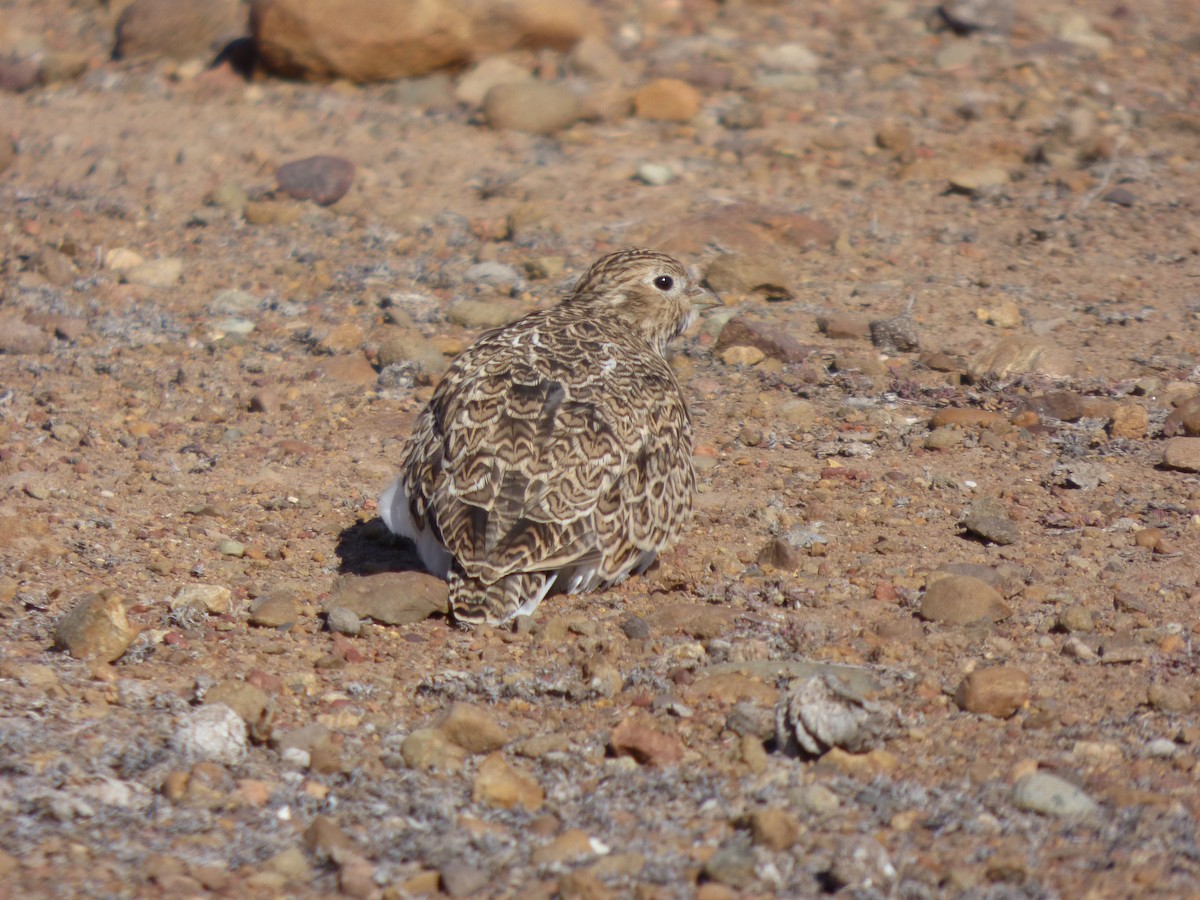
[653, 275, 674, 291]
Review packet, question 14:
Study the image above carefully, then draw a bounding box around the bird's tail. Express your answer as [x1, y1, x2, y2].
[449, 566, 556, 625]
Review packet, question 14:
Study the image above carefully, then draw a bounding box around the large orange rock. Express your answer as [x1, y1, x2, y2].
[252, 0, 600, 82]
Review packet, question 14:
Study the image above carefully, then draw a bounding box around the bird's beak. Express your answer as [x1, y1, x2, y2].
[690, 284, 723, 311]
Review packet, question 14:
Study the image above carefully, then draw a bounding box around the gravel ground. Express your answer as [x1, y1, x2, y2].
[2, 0, 1200, 897]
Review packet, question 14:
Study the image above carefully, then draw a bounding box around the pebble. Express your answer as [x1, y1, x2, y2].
[779, 675, 882, 756]
[171, 704, 248, 764]
[756, 42, 820, 73]
[1057, 13, 1112, 51]
[243, 200, 302, 226]
[937, 0, 1015, 33]
[1163, 396, 1200, 437]
[1107, 404, 1148, 439]
[620, 616, 650, 640]
[54, 591, 137, 662]
[705, 251, 791, 300]
[567, 35, 624, 80]
[817, 313, 872, 340]
[170, 584, 232, 617]
[954, 667, 1030, 717]
[373, 327, 447, 373]
[746, 808, 802, 851]
[1024, 390, 1085, 422]
[105, 248, 145, 271]
[1147, 683, 1191, 713]
[646, 603, 737, 639]
[702, 835, 756, 889]
[948, 167, 1010, 193]
[608, 716, 683, 766]
[218, 539, 245, 557]
[1162, 437, 1200, 472]
[277, 154, 355, 206]
[447, 297, 521, 329]
[1055, 603, 1094, 633]
[635, 162, 675, 186]
[633, 78, 700, 121]
[975, 300, 1022, 328]
[484, 82, 581, 134]
[472, 752, 544, 811]
[1012, 772, 1099, 817]
[440, 863, 491, 899]
[437, 702, 510, 754]
[825, 837, 896, 891]
[325, 606, 361, 636]
[401, 728, 467, 773]
[463, 260, 520, 289]
[530, 828, 595, 866]
[961, 497, 1020, 545]
[325, 571, 446, 625]
[715, 316, 816, 364]
[920, 575, 1010, 625]
[208, 289, 260, 317]
[796, 783, 841, 814]
[720, 345, 765, 367]
[124, 257, 183, 288]
[0, 314, 50, 354]
[248, 594, 298, 628]
[204, 679, 269, 727]
[924, 426, 963, 450]
[114, 0, 245, 60]
[455, 57, 531, 106]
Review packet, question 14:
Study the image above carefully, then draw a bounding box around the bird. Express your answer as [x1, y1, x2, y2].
[377, 247, 719, 625]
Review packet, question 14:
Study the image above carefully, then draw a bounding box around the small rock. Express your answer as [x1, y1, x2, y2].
[1147, 683, 1191, 713]
[325, 606, 361, 636]
[304, 815, 356, 863]
[633, 78, 701, 121]
[0, 314, 50, 354]
[954, 667, 1030, 717]
[437, 702, 510, 754]
[1024, 390, 1085, 422]
[714, 316, 816, 364]
[635, 162, 675, 186]
[106, 248, 145, 271]
[204, 680, 270, 729]
[949, 167, 1010, 193]
[824, 837, 896, 892]
[705, 251, 791, 300]
[817, 313, 872, 340]
[646, 603, 736, 639]
[745, 808, 801, 851]
[124, 257, 183, 289]
[937, 0, 1015, 33]
[446, 297, 521, 329]
[567, 35, 624, 80]
[484, 82, 581, 134]
[975, 300, 1022, 328]
[249, 594, 298, 628]
[114, 0, 245, 60]
[243, 200, 302, 226]
[756, 42, 820, 73]
[1102, 188, 1137, 207]
[326, 572, 446, 625]
[463, 260, 520, 289]
[620, 616, 650, 640]
[1107, 404, 1148, 439]
[440, 863, 491, 899]
[777, 675, 884, 756]
[455, 57, 532, 106]
[1163, 437, 1200, 472]
[1055, 604, 1094, 633]
[171, 584, 233, 617]
[1012, 772, 1099, 817]
[720, 345, 765, 367]
[401, 728, 467, 773]
[1057, 13, 1113, 52]
[472, 752, 543, 811]
[608, 717, 683, 766]
[54, 591, 137, 662]
[961, 497, 1020, 545]
[0, 58, 39, 93]
[276, 156, 355, 206]
[171, 704, 248, 764]
[702, 835, 756, 889]
[924, 427, 964, 450]
[530, 828, 595, 866]
[1163, 396, 1200, 437]
[218, 539, 245, 557]
[920, 575, 1010, 625]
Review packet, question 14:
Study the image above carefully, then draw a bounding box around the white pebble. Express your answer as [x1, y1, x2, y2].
[171, 703, 248, 764]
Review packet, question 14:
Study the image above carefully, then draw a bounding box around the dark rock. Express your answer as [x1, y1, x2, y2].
[276, 155, 355, 206]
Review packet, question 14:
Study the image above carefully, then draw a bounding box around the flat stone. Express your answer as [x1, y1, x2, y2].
[746, 808, 802, 851]
[440, 863, 491, 899]
[969, 336, 1075, 380]
[204, 680, 270, 728]
[1012, 772, 1099, 817]
[929, 408, 1008, 429]
[954, 667, 1029, 717]
[530, 828, 594, 866]
[633, 78, 701, 121]
[714, 316, 817, 364]
[961, 497, 1020, 545]
[645, 603, 737, 639]
[1107, 404, 1148, 439]
[276, 155, 355, 206]
[114, 0, 244, 60]
[325, 606, 361, 636]
[248, 594, 298, 628]
[171, 583, 233, 616]
[1162, 437, 1200, 472]
[326, 571, 446, 625]
[705, 251, 791, 300]
[472, 752, 543, 811]
[402, 727, 467, 773]
[437, 702, 510, 754]
[608, 717, 683, 766]
[124, 257, 183, 289]
[485, 82, 581, 134]
[171, 704, 248, 764]
[920, 575, 1010, 625]
[54, 591, 137, 662]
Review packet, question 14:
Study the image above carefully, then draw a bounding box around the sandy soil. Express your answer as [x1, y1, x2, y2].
[2, 0, 1200, 897]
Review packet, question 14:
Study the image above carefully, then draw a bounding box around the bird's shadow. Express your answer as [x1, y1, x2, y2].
[334, 518, 425, 576]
